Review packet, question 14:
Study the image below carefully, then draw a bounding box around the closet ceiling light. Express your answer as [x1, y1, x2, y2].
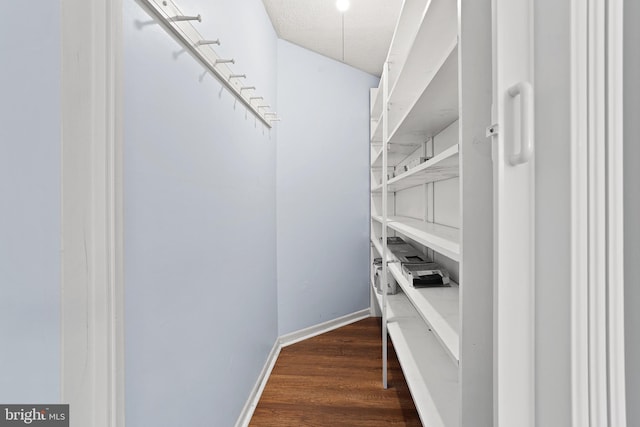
[336, 0, 350, 12]
[261, 0, 402, 76]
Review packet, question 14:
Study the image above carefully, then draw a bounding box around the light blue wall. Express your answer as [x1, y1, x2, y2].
[123, 1, 278, 425]
[0, 1, 60, 403]
[625, 0, 639, 423]
[276, 40, 378, 335]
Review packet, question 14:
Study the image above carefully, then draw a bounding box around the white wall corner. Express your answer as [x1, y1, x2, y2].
[234, 310, 371, 427]
[60, 0, 124, 426]
[279, 309, 371, 348]
[234, 342, 281, 427]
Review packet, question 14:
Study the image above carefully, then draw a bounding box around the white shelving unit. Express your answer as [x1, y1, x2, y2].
[370, 278, 459, 427]
[371, 144, 460, 192]
[372, 215, 459, 262]
[370, 0, 493, 425]
[372, 237, 460, 361]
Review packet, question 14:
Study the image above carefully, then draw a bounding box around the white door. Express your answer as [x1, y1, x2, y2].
[491, 0, 535, 426]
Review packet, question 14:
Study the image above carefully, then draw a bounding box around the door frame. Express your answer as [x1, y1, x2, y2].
[570, 0, 626, 425]
[60, 0, 124, 426]
[491, 0, 535, 424]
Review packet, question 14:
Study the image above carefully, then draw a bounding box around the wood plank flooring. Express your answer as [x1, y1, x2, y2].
[250, 317, 421, 426]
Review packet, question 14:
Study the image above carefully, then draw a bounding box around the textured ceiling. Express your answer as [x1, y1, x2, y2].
[262, 0, 402, 77]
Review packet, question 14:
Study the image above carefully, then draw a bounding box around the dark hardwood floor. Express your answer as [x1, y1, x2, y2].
[249, 317, 421, 426]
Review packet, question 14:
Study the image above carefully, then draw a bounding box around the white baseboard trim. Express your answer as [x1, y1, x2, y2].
[279, 309, 371, 348]
[234, 340, 281, 427]
[234, 309, 371, 427]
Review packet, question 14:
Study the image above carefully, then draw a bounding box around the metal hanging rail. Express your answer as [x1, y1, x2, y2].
[139, 0, 280, 128]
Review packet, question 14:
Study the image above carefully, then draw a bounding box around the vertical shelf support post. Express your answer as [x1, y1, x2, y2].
[381, 62, 390, 389]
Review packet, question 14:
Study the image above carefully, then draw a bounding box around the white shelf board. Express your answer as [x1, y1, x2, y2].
[372, 215, 460, 262]
[370, 143, 420, 169]
[370, 145, 383, 168]
[370, 87, 378, 115]
[370, 234, 460, 362]
[370, 279, 405, 315]
[387, 0, 458, 117]
[371, 234, 384, 255]
[386, 0, 430, 90]
[388, 144, 459, 191]
[389, 262, 460, 363]
[371, 85, 383, 118]
[386, 292, 459, 427]
[371, 144, 459, 192]
[388, 43, 459, 145]
[371, 114, 383, 143]
[371, 280, 381, 311]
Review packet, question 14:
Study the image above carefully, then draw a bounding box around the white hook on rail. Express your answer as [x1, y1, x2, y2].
[196, 39, 220, 46]
[171, 14, 201, 22]
[140, 0, 279, 128]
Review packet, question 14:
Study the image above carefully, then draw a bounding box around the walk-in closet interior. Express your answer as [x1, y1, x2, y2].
[0, 0, 637, 426]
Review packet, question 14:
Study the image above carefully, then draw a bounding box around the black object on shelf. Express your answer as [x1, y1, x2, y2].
[402, 262, 451, 287]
